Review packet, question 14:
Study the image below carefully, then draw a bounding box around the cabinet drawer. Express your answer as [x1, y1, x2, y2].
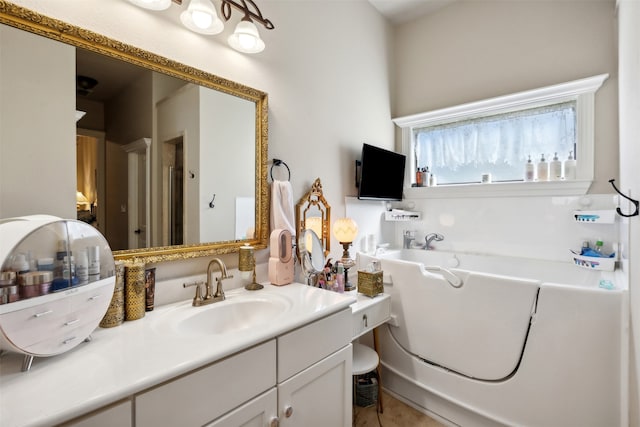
[61, 399, 132, 427]
[352, 295, 390, 339]
[277, 308, 352, 383]
[24, 320, 97, 356]
[0, 298, 70, 349]
[136, 340, 276, 427]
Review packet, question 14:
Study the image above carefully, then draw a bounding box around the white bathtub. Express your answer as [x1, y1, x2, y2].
[357, 249, 628, 427]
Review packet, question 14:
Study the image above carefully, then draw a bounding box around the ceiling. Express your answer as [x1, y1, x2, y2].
[368, 0, 457, 24]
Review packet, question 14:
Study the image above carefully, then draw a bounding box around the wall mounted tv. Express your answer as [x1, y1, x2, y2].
[357, 143, 406, 201]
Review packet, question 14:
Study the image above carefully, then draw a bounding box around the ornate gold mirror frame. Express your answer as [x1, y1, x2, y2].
[295, 178, 331, 262]
[0, 2, 269, 263]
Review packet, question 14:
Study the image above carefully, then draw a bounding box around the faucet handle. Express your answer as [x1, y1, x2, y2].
[183, 281, 205, 306]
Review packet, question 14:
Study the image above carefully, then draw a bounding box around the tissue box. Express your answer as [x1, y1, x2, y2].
[358, 271, 383, 297]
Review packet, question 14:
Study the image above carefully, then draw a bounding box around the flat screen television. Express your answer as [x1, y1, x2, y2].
[357, 143, 406, 201]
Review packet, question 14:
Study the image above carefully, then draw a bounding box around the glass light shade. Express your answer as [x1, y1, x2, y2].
[228, 20, 265, 53]
[129, 0, 172, 11]
[333, 218, 358, 243]
[180, 0, 223, 35]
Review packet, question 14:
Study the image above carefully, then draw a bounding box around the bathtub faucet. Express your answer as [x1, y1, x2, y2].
[403, 230, 416, 249]
[424, 233, 444, 250]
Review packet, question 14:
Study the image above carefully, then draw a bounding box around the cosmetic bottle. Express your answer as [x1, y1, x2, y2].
[429, 173, 437, 187]
[524, 155, 535, 182]
[564, 151, 577, 180]
[549, 152, 563, 181]
[421, 167, 429, 187]
[88, 245, 100, 282]
[537, 154, 549, 181]
[76, 250, 89, 285]
[416, 168, 423, 187]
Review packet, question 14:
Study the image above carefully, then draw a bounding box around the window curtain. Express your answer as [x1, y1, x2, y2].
[413, 102, 576, 172]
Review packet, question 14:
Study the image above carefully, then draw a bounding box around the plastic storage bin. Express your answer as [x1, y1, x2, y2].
[0, 215, 115, 371]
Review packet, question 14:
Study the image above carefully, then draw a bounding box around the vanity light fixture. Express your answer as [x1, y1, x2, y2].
[128, 0, 274, 53]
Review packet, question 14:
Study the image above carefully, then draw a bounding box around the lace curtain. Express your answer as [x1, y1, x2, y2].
[413, 102, 576, 183]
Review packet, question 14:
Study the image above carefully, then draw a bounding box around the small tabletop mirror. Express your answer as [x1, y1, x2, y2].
[298, 229, 325, 285]
[295, 178, 331, 262]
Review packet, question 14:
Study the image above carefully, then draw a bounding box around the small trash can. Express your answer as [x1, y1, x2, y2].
[354, 371, 379, 408]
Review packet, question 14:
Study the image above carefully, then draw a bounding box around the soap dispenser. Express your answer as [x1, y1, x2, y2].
[524, 154, 535, 182]
[564, 151, 577, 180]
[537, 153, 549, 181]
[549, 152, 563, 181]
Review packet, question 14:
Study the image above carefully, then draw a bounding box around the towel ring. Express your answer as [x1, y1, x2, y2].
[270, 159, 291, 181]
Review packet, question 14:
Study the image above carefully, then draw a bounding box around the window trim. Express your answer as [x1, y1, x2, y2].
[393, 74, 608, 198]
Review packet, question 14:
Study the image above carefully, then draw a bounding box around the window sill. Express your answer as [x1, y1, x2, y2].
[403, 180, 592, 199]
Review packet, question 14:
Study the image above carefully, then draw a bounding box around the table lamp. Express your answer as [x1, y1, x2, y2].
[333, 217, 358, 291]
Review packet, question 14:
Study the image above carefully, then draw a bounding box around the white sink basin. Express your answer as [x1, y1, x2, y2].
[152, 291, 292, 337]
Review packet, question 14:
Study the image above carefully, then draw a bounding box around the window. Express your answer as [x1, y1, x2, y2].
[413, 102, 576, 184]
[393, 74, 608, 197]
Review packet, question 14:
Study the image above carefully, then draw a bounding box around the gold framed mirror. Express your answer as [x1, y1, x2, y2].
[295, 178, 331, 262]
[0, 2, 269, 263]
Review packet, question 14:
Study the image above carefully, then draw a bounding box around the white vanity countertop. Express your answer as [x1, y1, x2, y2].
[0, 283, 356, 427]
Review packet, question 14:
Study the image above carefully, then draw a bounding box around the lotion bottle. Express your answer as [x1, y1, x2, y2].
[524, 155, 535, 182]
[537, 153, 549, 181]
[564, 151, 577, 180]
[550, 152, 563, 181]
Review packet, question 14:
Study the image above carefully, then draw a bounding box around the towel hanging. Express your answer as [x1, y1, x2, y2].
[270, 159, 291, 182]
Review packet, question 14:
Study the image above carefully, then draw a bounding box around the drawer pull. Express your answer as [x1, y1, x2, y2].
[33, 310, 53, 318]
[64, 319, 80, 326]
[284, 406, 293, 418]
[269, 417, 279, 427]
[88, 294, 102, 301]
[363, 313, 368, 328]
[62, 337, 77, 345]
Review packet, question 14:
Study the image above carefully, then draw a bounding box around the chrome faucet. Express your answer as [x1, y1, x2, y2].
[183, 258, 233, 306]
[424, 233, 444, 250]
[403, 230, 416, 249]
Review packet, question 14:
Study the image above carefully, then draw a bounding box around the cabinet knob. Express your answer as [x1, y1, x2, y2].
[363, 313, 368, 328]
[284, 405, 293, 418]
[269, 417, 280, 427]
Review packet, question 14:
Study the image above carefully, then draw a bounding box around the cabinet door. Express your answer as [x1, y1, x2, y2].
[278, 344, 352, 427]
[205, 388, 277, 427]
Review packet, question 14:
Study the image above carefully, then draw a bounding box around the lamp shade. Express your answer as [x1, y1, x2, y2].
[180, 0, 224, 34]
[129, 0, 171, 11]
[333, 218, 358, 243]
[228, 19, 265, 53]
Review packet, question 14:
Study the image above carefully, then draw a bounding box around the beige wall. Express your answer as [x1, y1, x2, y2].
[393, 0, 618, 194]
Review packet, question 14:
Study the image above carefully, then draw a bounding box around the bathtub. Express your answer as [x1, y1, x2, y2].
[357, 249, 628, 427]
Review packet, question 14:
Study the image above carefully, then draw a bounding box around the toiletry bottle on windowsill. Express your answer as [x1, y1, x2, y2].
[537, 153, 549, 181]
[550, 152, 563, 181]
[564, 151, 577, 180]
[525, 155, 535, 182]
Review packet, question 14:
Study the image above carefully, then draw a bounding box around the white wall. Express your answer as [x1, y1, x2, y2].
[199, 87, 254, 242]
[618, 1, 640, 425]
[0, 25, 76, 219]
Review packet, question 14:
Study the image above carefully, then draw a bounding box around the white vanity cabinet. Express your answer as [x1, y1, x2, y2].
[135, 340, 277, 427]
[61, 400, 133, 427]
[277, 308, 353, 426]
[138, 308, 353, 427]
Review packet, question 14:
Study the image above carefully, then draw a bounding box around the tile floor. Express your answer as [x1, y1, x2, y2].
[354, 391, 447, 427]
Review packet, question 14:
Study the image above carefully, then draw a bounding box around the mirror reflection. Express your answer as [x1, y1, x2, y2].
[75, 48, 256, 251]
[298, 229, 325, 286]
